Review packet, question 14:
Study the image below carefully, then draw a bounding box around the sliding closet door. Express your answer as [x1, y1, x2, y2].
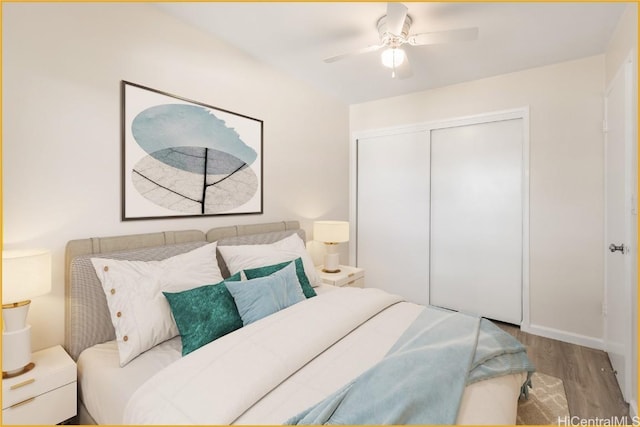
[356, 131, 429, 305]
[429, 119, 523, 324]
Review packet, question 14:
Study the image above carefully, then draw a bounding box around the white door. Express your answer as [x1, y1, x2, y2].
[604, 56, 634, 402]
[429, 119, 523, 324]
[356, 131, 430, 305]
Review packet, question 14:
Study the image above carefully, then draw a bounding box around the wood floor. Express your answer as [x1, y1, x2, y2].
[497, 322, 630, 421]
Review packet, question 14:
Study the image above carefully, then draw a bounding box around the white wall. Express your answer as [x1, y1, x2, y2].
[350, 55, 605, 345]
[605, 3, 638, 86]
[2, 3, 350, 351]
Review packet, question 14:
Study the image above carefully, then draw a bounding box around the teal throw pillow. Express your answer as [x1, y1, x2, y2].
[163, 272, 242, 356]
[226, 262, 305, 325]
[243, 258, 317, 298]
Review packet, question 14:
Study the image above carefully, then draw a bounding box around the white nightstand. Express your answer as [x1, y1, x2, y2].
[316, 265, 365, 288]
[2, 345, 77, 425]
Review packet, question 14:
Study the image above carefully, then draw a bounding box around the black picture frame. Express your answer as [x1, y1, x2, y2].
[121, 81, 263, 220]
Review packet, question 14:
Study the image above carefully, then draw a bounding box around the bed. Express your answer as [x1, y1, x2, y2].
[64, 220, 533, 425]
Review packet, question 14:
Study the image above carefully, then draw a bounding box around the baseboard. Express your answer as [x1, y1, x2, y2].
[522, 323, 604, 350]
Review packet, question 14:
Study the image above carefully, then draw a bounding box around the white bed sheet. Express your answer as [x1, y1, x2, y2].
[77, 336, 182, 424]
[77, 285, 337, 424]
[233, 298, 525, 425]
[78, 285, 525, 425]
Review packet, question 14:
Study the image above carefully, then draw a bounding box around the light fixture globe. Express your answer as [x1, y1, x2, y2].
[381, 48, 406, 69]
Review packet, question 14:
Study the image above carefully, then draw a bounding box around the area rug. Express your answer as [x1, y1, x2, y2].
[517, 372, 570, 425]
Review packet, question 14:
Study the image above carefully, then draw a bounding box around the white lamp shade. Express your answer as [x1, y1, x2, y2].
[314, 221, 350, 243]
[2, 249, 52, 305]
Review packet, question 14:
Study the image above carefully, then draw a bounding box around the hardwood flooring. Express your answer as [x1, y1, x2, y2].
[497, 322, 630, 421]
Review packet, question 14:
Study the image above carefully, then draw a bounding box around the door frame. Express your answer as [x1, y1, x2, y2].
[603, 51, 637, 406]
[350, 107, 530, 327]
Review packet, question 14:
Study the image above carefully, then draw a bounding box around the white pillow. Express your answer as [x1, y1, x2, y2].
[218, 233, 321, 287]
[90, 242, 223, 366]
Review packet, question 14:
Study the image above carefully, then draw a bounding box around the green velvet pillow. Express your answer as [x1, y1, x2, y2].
[163, 272, 242, 356]
[243, 258, 317, 298]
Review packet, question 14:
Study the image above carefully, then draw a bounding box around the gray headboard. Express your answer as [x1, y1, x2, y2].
[64, 220, 303, 361]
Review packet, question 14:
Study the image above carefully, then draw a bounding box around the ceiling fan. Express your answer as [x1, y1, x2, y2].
[324, 2, 479, 79]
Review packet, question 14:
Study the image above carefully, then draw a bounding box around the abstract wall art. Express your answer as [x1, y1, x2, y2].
[121, 81, 263, 220]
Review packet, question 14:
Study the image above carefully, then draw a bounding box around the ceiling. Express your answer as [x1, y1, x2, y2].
[156, 2, 627, 104]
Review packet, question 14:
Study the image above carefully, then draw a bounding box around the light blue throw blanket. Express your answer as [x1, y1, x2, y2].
[287, 306, 534, 425]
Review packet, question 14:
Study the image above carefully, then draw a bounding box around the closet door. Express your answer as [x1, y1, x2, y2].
[356, 131, 430, 305]
[429, 119, 523, 324]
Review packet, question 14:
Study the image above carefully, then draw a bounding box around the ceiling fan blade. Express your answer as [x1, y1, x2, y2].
[408, 27, 479, 46]
[386, 2, 408, 36]
[323, 44, 384, 63]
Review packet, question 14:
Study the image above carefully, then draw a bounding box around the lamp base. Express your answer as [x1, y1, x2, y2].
[323, 252, 341, 274]
[3, 305, 33, 377]
[2, 362, 35, 379]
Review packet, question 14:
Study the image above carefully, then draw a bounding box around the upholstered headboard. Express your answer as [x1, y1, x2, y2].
[64, 220, 303, 361]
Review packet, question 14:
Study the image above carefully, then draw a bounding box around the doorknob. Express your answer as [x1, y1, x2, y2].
[609, 243, 625, 253]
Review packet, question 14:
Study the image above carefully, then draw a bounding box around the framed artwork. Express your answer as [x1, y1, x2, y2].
[121, 81, 263, 220]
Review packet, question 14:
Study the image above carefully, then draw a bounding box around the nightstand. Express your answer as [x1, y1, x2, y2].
[316, 265, 365, 288]
[2, 345, 77, 425]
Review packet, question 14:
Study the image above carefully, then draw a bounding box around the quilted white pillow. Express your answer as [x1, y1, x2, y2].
[218, 233, 321, 287]
[90, 242, 223, 366]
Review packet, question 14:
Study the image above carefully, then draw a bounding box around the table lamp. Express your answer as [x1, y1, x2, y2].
[313, 221, 349, 273]
[2, 249, 52, 378]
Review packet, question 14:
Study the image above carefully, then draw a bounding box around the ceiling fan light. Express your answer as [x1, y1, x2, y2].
[381, 48, 406, 69]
